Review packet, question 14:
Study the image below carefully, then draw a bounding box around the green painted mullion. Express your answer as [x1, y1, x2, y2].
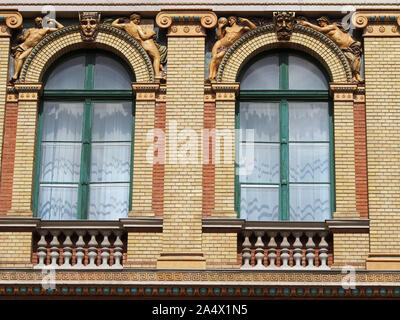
[77, 99, 92, 220]
[129, 100, 136, 212]
[32, 102, 44, 217]
[329, 100, 335, 217]
[235, 101, 241, 218]
[279, 99, 289, 221]
[279, 53, 289, 90]
[84, 54, 95, 90]
[240, 182, 280, 186]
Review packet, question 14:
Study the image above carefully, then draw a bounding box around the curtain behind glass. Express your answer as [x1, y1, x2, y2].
[38, 102, 83, 220]
[88, 102, 132, 220]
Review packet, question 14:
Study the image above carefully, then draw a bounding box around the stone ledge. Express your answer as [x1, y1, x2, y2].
[326, 219, 369, 233]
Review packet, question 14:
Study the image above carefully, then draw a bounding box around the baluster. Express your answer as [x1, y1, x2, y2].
[292, 232, 303, 269]
[35, 230, 48, 268]
[87, 231, 99, 268]
[112, 231, 123, 269]
[305, 232, 316, 269]
[61, 231, 73, 268]
[49, 231, 60, 268]
[280, 232, 290, 269]
[74, 231, 85, 268]
[241, 231, 252, 269]
[100, 231, 111, 268]
[254, 231, 266, 269]
[266, 232, 277, 269]
[318, 232, 330, 269]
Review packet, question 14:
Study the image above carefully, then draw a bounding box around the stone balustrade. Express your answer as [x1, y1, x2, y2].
[32, 221, 127, 269]
[239, 222, 333, 270]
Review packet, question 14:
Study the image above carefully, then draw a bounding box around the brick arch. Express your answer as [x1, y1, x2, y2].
[218, 25, 351, 83]
[21, 25, 154, 83]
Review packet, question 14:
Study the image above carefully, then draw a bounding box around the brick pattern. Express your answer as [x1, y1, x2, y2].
[202, 233, 239, 269]
[25, 31, 151, 83]
[202, 102, 215, 217]
[354, 100, 369, 218]
[162, 36, 204, 253]
[152, 102, 166, 218]
[130, 100, 155, 217]
[8, 100, 38, 216]
[364, 37, 400, 253]
[221, 32, 347, 83]
[0, 102, 17, 216]
[333, 101, 358, 218]
[0, 232, 32, 268]
[126, 232, 161, 268]
[332, 233, 369, 269]
[0, 37, 10, 170]
[214, 100, 236, 217]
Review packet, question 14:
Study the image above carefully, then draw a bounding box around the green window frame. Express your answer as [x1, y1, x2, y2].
[33, 50, 135, 219]
[235, 50, 335, 221]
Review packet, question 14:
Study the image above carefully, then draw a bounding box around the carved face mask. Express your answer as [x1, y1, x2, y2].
[80, 18, 98, 38]
[274, 12, 295, 41]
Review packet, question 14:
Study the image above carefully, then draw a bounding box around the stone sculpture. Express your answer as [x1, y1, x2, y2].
[79, 12, 101, 41]
[10, 17, 64, 83]
[297, 16, 363, 82]
[273, 11, 295, 41]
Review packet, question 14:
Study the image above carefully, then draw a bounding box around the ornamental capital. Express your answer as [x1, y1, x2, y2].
[329, 82, 358, 102]
[352, 10, 400, 37]
[14, 83, 43, 101]
[0, 10, 23, 37]
[156, 10, 217, 37]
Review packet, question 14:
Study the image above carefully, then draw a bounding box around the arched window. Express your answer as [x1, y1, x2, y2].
[33, 51, 134, 220]
[236, 51, 334, 222]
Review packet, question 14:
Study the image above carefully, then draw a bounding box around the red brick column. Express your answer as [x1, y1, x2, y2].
[0, 99, 18, 216]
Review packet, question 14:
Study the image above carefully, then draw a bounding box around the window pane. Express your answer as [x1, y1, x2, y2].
[93, 54, 132, 89]
[290, 184, 330, 221]
[289, 102, 329, 141]
[90, 143, 131, 182]
[240, 54, 279, 90]
[40, 143, 81, 182]
[288, 54, 328, 90]
[88, 184, 129, 220]
[44, 55, 85, 89]
[240, 185, 279, 221]
[92, 102, 132, 141]
[38, 185, 78, 220]
[289, 143, 330, 183]
[42, 102, 83, 141]
[240, 102, 280, 142]
[239, 143, 280, 183]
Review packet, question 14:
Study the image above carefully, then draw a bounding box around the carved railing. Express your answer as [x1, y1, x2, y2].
[32, 221, 127, 269]
[239, 222, 333, 270]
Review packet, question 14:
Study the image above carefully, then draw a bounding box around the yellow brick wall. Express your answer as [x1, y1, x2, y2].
[214, 101, 236, 217]
[0, 232, 32, 267]
[162, 36, 204, 253]
[332, 233, 369, 269]
[130, 100, 155, 217]
[202, 233, 239, 269]
[126, 232, 161, 268]
[333, 101, 358, 218]
[364, 37, 400, 253]
[0, 37, 10, 169]
[8, 101, 37, 216]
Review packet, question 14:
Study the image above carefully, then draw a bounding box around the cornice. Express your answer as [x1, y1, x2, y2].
[353, 10, 400, 36]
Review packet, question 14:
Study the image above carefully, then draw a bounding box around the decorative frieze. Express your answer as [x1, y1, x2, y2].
[211, 83, 240, 101]
[353, 10, 400, 37]
[14, 83, 42, 101]
[329, 83, 358, 102]
[132, 82, 160, 101]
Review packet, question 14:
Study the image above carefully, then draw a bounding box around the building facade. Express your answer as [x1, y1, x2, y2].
[0, 1, 400, 299]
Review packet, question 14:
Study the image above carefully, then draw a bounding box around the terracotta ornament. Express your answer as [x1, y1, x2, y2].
[297, 16, 364, 82]
[206, 16, 257, 82]
[273, 11, 295, 41]
[10, 17, 64, 83]
[112, 13, 166, 80]
[79, 12, 101, 41]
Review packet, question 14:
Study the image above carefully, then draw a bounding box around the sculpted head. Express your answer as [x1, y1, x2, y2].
[79, 12, 101, 41]
[228, 16, 237, 26]
[34, 17, 43, 28]
[317, 16, 330, 27]
[130, 13, 141, 25]
[273, 12, 295, 41]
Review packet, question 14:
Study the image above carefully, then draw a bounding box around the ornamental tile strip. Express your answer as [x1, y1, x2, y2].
[19, 24, 154, 83]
